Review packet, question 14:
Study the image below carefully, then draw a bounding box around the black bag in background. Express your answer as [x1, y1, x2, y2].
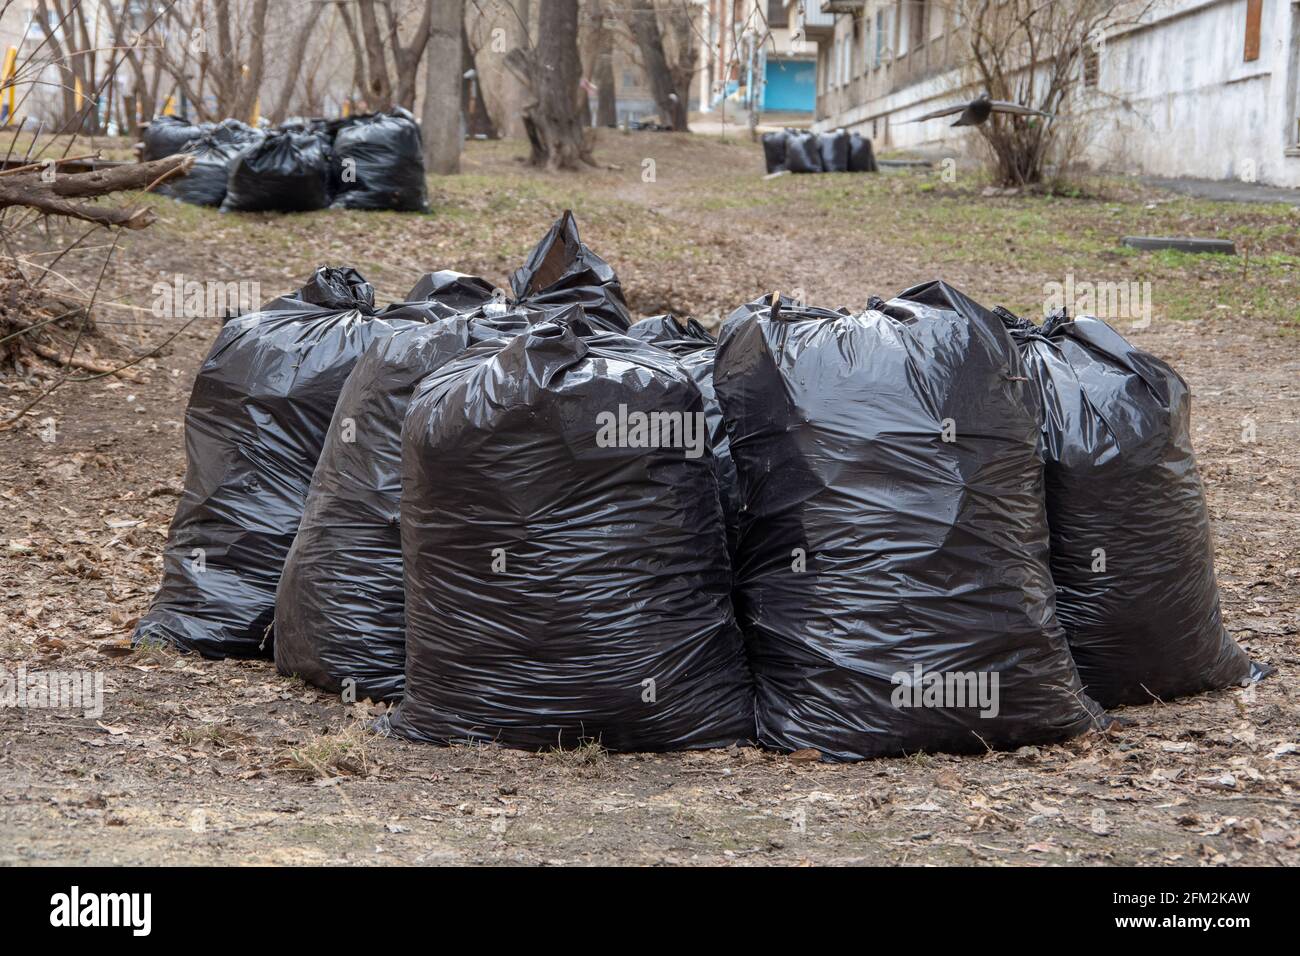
[383, 312, 754, 751]
[508, 211, 632, 332]
[714, 284, 1101, 761]
[141, 115, 205, 161]
[209, 118, 262, 147]
[627, 315, 741, 560]
[819, 129, 850, 172]
[848, 131, 878, 172]
[761, 131, 788, 174]
[784, 131, 823, 173]
[159, 134, 244, 207]
[330, 108, 429, 212]
[275, 315, 504, 700]
[132, 268, 413, 658]
[997, 308, 1261, 707]
[221, 131, 333, 213]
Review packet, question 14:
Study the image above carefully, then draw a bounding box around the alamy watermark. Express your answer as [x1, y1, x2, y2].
[1043, 274, 1152, 329]
[151, 274, 261, 319]
[595, 404, 707, 459]
[1, 665, 104, 718]
[891, 664, 1000, 718]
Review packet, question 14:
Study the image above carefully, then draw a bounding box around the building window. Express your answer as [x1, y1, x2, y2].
[1083, 46, 1099, 87]
[909, 0, 929, 53]
[1243, 0, 1262, 63]
[875, 8, 888, 67]
[862, 16, 872, 74]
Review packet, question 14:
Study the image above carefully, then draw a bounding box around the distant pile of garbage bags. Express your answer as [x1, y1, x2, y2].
[141, 109, 428, 213]
[762, 127, 878, 174]
[132, 212, 1268, 761]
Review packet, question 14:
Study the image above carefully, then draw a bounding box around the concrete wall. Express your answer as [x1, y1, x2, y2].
[812, 0, 1300, 189]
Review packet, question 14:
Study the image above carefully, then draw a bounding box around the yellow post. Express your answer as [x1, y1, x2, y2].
[250, 96, 260, 126]
[162, 95, 176, 116]
[75, 75, 84, 109]
[1, 46, 16, 125]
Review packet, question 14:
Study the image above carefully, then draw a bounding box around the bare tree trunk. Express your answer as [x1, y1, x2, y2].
[462, 24, 497, 138]
[583, 0, 617, 127]
[471, 0, 531, 140]
[524, 0, 587, 169]
[390, 0, 436, 109]
[625, 0, 687, 131]
[272, 2, 326, 122]
[356, 0, 394, 110]
[423, 0, 463, 174]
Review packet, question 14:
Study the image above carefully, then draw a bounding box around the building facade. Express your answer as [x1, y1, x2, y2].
[802, 0, 1300, 188]
[697, 0, 819, 115]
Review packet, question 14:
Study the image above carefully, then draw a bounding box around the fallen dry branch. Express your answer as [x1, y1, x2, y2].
[22, 337, 141, 381]
[0, 154, 194, 229]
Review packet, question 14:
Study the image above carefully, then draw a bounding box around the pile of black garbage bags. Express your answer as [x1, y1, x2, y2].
[133, 211, 1267, 761]
[141, 109, 428, 213]
[762, 127, 878, 174]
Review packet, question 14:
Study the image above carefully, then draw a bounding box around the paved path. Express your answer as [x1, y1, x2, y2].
[1143, 176, 1300, 205]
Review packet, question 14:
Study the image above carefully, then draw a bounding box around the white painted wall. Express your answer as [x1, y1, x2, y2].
[813, 0, 1300, 189]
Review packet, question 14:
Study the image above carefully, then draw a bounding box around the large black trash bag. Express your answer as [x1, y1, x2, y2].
[761, 130, 788, 174]
[401, 270, 498, 315]
[159, 133, 244, 207]
[819, 129, 850, 172]
[382, 312, 754, 751]
[221, 131, 333, 212]
[626, 314, 741, 559]
[209, 118, 262, 146]
[132, 268, 416, 659]
[996, 307, 1262, 707]
[330, 108, 429, 212]
[784, 131, 823, 173]
[507, 210, 632, 332]
[141, 115, 205, 161]
[275, 315, 507, 700]
[847, 131, 878, 172]
[713, 284, 1101, 761]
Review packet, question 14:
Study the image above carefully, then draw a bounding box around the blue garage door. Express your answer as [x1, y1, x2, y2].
[764, 59, 815, 113]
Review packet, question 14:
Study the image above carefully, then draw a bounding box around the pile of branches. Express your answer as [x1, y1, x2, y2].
[0, 153, 193, 427]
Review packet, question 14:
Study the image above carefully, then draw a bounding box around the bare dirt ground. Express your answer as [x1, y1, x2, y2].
[1, 132, 1297, 865]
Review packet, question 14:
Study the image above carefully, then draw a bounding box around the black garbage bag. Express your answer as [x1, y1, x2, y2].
[132, 268, 417, 659]
[996, 307, 1261, 707]
[402, 270, 498, 316]
[159, 133, 244, 207]
[275, 315, 506, 700]
[221, 131, 333, 213]
[626, 314, 741, 560]
[713, 284, 1101, 761]
[507, 210, 632, 332]
[141, 115, 205, 161]
[848, 131, 878, 172]
[278, 116, 329, 137]
[784, 131, 823, 174]
[761, 130, 788, 174]
[209, 118, 262, 146]
[382, 311, 754, 751]
[330, 108, 428, 212]
[819, 129, 850, 172]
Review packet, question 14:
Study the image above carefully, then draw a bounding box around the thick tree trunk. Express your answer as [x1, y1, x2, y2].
[423, 0, 463, 174]
[473, 0, 531, 140]
[626, 0, 687, 131]
[525, 0, 587, 169]
[583, 0, 617, 127]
